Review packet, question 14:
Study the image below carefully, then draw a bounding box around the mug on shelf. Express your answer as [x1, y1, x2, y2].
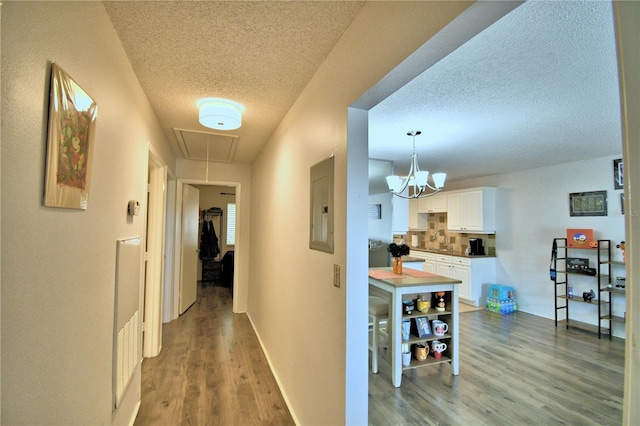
[414, 344, 428, 361]
[431, 340, 447, 359]
[432, 320, 449, 336]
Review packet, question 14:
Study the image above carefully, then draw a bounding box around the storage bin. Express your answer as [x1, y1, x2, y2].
[486, 284, 517, 314]
[488, 284, 516, 301]
[486, 297, 517, 314]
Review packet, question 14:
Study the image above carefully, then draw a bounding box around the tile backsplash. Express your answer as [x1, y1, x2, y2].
[394, 212, 496, 255]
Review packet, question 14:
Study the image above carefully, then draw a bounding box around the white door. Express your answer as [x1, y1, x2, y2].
[179, 184, 199, 314]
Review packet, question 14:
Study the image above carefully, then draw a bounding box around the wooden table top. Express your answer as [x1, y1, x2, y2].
[368, 267, 461, 288]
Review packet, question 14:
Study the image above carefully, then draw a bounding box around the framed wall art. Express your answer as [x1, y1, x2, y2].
[44, 63, 97, 209]
[614, 158, 623, 189]
[569, 191, 608, 217]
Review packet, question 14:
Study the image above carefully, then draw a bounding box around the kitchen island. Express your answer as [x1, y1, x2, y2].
[369, 267, 461, 387]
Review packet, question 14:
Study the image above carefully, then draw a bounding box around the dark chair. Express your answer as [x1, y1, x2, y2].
[221, 251, 234, 290]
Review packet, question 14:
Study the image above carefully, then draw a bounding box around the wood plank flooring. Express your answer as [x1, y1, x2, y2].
[134, 283, 294, 425]
[136, 285, 624, 425]
[369, 310, 625, 425]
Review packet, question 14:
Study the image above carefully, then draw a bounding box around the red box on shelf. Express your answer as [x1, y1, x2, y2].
[566, 228, 595, 248]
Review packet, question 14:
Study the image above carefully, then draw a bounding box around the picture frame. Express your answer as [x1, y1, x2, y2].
[614, 158, 623, 189]
[413, 317, 431, 338]
[569, 191, 608, 217]
[368, 204, 382, 220]
[44, 63, 97, 210]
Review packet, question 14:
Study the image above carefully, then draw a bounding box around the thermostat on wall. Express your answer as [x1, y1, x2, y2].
[128, 200, 140, 216]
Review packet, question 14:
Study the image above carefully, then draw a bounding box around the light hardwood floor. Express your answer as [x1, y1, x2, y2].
[134, 284, 295, 425]
[136, 285, 624, 425]
[369, 309, 625, 425]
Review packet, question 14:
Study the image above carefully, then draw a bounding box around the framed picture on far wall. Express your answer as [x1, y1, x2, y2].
[569, 191, 608, 217]
[614, 158, 623, 189]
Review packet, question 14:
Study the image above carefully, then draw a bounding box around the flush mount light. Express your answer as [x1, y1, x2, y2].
[197, 98, 244, 130]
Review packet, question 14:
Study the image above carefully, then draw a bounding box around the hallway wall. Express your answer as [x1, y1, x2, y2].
[1, 2, 174, 424]
[246, 2, 473, 424]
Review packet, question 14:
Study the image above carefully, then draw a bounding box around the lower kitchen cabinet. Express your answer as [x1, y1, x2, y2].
[436, 254, 495, 306]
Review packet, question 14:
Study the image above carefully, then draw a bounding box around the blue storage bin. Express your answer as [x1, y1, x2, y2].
[488, 284, 516, 301]
[486, 284, 517, 314]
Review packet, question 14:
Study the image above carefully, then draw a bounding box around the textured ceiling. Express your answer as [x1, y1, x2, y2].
[104, 1, 621, 184]
[103, 0, 365, 163]
[369, 0, 621, 184]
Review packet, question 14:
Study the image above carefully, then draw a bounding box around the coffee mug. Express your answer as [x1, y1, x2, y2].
[414, 344, 428, 361]
[432, 320, 449, 336]
[432, 341, 447, 359]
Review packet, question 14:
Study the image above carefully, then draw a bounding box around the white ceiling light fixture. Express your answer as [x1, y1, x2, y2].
[386, 130, 446, 199]
[198, 98, 244, 130]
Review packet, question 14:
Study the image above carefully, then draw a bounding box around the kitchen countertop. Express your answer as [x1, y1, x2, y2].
[368, 267, 461, 287]
[408, 247, 496, 259]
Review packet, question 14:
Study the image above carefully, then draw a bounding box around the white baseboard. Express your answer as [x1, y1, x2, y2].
[246, 312, 300, 426]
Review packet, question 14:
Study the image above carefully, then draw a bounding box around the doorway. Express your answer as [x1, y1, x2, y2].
[171, 178, 242, 320]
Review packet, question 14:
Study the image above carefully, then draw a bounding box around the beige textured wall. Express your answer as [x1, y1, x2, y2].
[247, 1, 472, 424]
[1, 2, 172, 423]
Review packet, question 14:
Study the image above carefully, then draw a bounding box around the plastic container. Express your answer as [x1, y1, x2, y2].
[486, 284, 517, 314]
[488, 284, 516, 301]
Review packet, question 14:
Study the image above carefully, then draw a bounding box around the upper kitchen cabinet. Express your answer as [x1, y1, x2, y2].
[417, 193, 447, 213]
[392, 196, 409, 234]
[447, 187, 497, 233]
[408, 198, 427, 230]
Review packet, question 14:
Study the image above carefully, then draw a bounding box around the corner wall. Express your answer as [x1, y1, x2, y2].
[1, 3, 173, 423]
[246, 2, 473, 424]
[447, 155, 626, 336]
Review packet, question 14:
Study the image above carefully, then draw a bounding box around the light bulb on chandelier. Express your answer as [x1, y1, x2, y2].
[386, 130, 446, 199]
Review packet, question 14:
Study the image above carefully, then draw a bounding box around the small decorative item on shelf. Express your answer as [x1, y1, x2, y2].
[402, 300, 414, 315]
[416, 295, 430, 313]
[617, 241, 625, 262]
[435, 291, 446, 312]
[582, 289, 596, 302]
[616, 276, 626, 289]
[388, 243, 410, 274]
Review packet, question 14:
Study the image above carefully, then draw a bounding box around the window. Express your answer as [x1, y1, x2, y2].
[226, 203, 236, 245]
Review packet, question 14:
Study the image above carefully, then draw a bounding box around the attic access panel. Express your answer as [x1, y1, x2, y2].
[173, 128, 238, 162]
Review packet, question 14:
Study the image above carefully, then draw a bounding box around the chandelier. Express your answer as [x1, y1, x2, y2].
[386, 130, 446, 199]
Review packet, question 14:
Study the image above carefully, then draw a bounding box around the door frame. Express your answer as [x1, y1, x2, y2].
[144, 150, 167, 358]
[172, 178, 242, 319]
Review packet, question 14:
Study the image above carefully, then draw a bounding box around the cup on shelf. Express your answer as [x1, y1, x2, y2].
[414, 344, 428, 361]
[432, 340, 447, 359]
[402, 351, 411, 366]
[432, 320, 449, 336]
[402, 319, 411, 341]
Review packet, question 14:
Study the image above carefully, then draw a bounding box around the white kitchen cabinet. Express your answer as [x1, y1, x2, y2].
[408, 199, 427, 230]
[447, 187, 496, 233]
[417, 194, 447, 213]
[408, 251, 436, 273]
[436, 255, 472, 301]
[392, 196, 409, 234]
[436, 254, 496, 306]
